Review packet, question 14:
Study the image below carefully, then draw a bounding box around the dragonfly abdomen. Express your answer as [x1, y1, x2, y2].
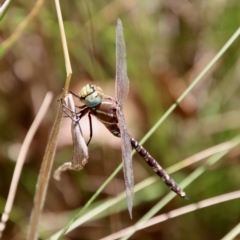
[89, 95, 187, 199]
[130, 136, 187, 199]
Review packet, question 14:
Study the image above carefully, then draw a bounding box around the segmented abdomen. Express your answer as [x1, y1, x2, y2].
[91, 96, 187, 199]
[130, 136, 187, 199]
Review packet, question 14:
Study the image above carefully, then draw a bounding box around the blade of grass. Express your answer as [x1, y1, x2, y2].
[54, 0, 72, 95]
[0, 92, 53, 239]
[221, 222, 240, 240]
[27, 103, 63, 240]
[0, 0, 13, 21]
[101, 190, 240, 240]
[27, 0, 72, 238]
[167, 141, 235, 173]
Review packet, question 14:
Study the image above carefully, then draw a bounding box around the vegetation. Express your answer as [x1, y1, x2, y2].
[0, 0, 240, 239]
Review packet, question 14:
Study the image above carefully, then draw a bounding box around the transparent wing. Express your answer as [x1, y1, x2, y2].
[53, 94, 89, 180]
[115, 18, 129, 105]
[115, 19, 133, 217]
[116, 108, 134, 218]
[68, 94, 88, 168]
[71, 120, 89, 169]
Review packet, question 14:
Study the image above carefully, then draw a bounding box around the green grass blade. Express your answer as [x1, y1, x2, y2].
[0, 0, 13, 21]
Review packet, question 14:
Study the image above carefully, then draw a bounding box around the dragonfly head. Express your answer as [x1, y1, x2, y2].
[79, 84, 104, 107]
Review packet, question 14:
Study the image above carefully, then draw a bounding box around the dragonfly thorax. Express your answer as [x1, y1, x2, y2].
[79, 84, 104, 107]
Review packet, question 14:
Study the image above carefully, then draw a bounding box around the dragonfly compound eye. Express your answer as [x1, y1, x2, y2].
[79, 84, 104, 107]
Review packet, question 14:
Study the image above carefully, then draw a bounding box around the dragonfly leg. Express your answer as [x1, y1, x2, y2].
[62, 99, 89, 121]
[75, 105, 87, 114]
[69, 90, 81, 99]
[69, 91, 89, 113]
[61, 97, 87, 114]
[61, 99, 78, 114]
[75, 105, 87, 109]
[86, 112, 93, 146]
[66, 104, 92, 145]
[62, 108, 80, 122]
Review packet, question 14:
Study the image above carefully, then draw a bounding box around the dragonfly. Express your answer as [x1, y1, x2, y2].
[69, 19, 187, 218]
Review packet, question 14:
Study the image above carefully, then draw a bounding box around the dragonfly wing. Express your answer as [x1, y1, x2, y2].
[116, 108, 134, 218]
[68, 94, 89, 168]
[71, 120, 89, 169]
[115, 19, 133, 217]
[54, 94, 89, 180]
[115, 18, 129, 105]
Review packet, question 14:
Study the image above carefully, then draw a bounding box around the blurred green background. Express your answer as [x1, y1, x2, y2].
[1, 0, 240, 239]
